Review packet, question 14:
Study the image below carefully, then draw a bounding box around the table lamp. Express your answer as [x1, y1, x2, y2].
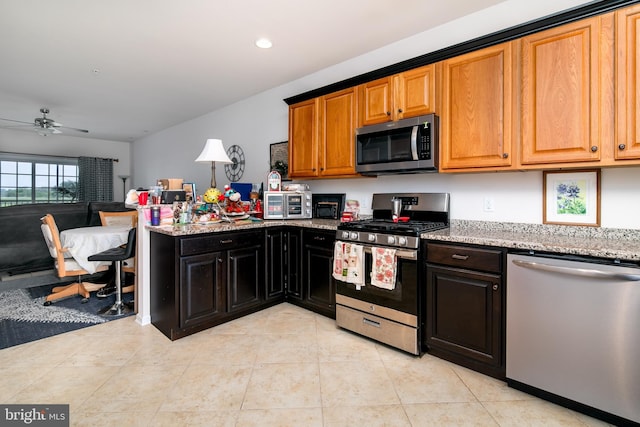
[195, 138, 232, 190]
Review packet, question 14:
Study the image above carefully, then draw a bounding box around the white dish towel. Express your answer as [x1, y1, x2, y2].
[332, 242, 364, 287]
[370, 247, 398, 290]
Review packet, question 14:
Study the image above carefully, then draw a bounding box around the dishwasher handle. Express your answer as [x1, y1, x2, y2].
[512, 259, 640, 281]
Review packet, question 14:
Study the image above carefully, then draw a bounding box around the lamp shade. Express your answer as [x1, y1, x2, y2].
[195, 139, 232, 163]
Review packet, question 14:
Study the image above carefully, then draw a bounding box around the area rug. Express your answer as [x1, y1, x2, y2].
[0, 283, 134, 349]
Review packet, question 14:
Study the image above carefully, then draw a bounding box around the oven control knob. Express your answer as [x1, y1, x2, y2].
[349, 232, 359, 240]
[398, 236, 407, 246]
[367, 233, 376, 242]
[387, 235, 396, 245]
[341, 231, 350, 239]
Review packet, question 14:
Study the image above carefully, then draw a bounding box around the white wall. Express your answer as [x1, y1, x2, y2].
[0, 128, 132, 201]
[132, 0, 640, 230]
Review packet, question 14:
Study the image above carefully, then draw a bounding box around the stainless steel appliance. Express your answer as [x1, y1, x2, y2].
[335, 192, 449, 355]
[355, 114, 439, 175]
[507, 252, 640, 425]
[263, 191, 312, 219]
[312, 193, 346, 219]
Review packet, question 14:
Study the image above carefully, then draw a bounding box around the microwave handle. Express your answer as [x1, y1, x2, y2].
[410, 125, 419, 160]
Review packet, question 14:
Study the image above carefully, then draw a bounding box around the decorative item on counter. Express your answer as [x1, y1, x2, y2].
[223, 185, 244, 214]
[254, 198, 263, 219]
[267, 170, 281, 191]
[172, 201, 192, 224]
[341, 199, 360, 222]
[125, 189, 139, 205]
[195, 138, 233, 203]
[203, 187, 222, 204]
[182, 182, 195, 202]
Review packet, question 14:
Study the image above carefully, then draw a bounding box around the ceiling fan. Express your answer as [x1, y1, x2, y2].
[0, 107, 89, 136]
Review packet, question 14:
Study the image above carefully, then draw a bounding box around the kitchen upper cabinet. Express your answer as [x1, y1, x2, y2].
[616, 5, 640, 161]
[359, 64, 436, 126]
[288, 88, 359, 179]
[439, 42, 517, 171]
[288, 98, 320, 178]
[520, 14, 614, 166]
[319, 88, 359, 176]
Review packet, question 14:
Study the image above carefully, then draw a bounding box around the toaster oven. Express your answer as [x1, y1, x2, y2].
[263, 191, 312, 219]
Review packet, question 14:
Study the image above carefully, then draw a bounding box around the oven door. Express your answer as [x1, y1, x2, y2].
[335, 244, 420, 316]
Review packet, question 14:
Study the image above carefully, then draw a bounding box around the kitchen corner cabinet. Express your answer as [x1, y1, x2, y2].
[265, 227, 302, 302]
[438, 42, 517, 172]
[424, 242, 506, 379]
[288, 87, 359, 179]
[616, 5, 640, 161]
[520, 13, 614, 166]
[359, 64, 436, 126]
[298, 229, 336, 318]
[150, 230, 265, 340]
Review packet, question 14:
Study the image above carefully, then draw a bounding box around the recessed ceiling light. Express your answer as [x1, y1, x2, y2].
[255, 38, 273, 49]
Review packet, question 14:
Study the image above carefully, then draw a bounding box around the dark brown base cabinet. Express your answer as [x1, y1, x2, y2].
[151, 229, 270, 340]
[265, 227, 302, 302]
[299, 229, 336, 318]
[424, 241, 506, 379]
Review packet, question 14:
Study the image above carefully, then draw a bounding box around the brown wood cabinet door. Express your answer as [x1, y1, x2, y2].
[439, 41, 516, 170]
[616, 5, 640, 160]
[288, 98, 319, 178]
[319, 87, 358, 177]
[521, 15, 613, 165]
[359, 77, 393, 126]
[396, 64, 436, 120]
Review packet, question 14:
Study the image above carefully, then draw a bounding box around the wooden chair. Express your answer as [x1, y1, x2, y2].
[40, 214, 108, 305]
[98, 210, 138, 228]
[98, 210, 137, 293]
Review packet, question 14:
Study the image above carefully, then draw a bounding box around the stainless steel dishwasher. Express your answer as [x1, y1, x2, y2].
[507, 252, 640, 425]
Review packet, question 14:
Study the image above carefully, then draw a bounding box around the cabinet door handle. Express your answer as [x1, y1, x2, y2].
[398, 108, 403, 114]
[492, 284, 499, 291]
[502, 153, 509, 158]
[314, 236, 325, 241]
[619, 143, 626, 150]
[451, 254, 469, 260]
[217, 258, 223, 263]
[591, 146, 598, 152]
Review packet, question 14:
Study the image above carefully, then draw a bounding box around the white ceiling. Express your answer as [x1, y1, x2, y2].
[0, 0, 507, 142]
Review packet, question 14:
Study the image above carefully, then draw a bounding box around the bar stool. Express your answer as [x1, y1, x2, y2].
[88, 227, 136, 316]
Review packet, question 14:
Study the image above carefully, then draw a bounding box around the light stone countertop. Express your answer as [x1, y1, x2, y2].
[148, 218, 340, 236]
[424, 220, 640, 262]
[148, 217, 640, 262]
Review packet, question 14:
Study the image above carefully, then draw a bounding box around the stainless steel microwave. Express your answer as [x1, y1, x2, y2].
[263, 191, 312, 219]
[355, 113, 439, 175]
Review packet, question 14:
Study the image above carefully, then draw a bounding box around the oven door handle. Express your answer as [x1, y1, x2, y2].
[362, 245, 417, 260]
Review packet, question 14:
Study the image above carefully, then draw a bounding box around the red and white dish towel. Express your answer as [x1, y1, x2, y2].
[332, 242, 364, 286]
[370, 247, 398, 290]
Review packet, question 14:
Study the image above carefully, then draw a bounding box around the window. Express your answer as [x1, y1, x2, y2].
[0, 153, 78, 207]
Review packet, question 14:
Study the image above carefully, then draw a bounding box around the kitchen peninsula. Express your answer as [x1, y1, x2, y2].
[145, 219, 640, 339]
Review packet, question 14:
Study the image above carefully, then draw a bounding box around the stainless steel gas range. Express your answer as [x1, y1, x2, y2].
[334, 192, 450, 355]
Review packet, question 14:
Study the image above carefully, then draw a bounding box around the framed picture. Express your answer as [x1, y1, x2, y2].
[270, 141, 289, 180]
[543, 169, 601, 226]
[182, 182, 195, 201]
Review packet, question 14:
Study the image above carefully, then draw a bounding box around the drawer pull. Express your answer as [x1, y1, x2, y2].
[220, 239, 233, 244]
[451, 254, 469, 260]
[363, 318, 381, 328]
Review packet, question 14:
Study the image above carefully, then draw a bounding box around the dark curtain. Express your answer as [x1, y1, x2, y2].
[77, 157, 114, 201]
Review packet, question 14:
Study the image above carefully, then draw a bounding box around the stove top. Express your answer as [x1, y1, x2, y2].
[335, 192, 450, 249]
[338, 219, 448, 235]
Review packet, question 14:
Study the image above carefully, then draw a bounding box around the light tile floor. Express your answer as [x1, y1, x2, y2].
[0, 303, 612, 426]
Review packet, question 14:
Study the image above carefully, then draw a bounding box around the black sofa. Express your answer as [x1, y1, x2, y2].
[0, 202, 134, 276]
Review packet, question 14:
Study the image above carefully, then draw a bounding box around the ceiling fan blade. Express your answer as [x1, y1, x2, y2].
[0, 117, 34, 125]
[60, 126, 89, 133]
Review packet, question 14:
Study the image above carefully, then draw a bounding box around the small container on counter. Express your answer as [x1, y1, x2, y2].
[151, 206, 161, 226]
